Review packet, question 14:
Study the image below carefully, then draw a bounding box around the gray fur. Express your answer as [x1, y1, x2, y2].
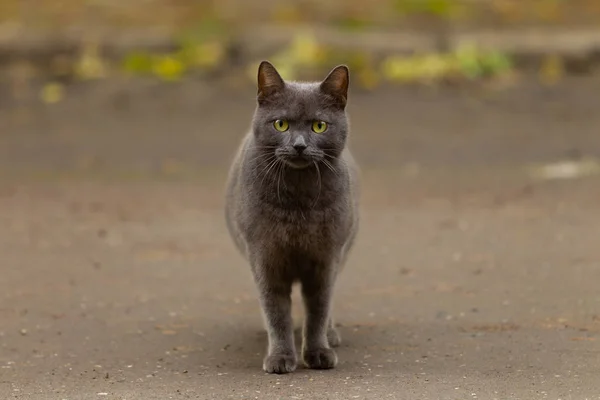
[224, 61, 360, 374]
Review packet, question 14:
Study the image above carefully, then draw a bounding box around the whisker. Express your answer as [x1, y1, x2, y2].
[247, 152, 276, 164]
[312, 161, 322, 209]
[258, 158, 279, 187]
[322, 159, 339, 176]
[264, 159, 280, 181]
[323, 153, 349, 171]
[249, 155, 276, 176]
[276, 160, 285, 204]
[299, 210, 306, 221]
[249, 158, 275, 170]
[281, 164, 289, 190]
[322, 153, 344, 168]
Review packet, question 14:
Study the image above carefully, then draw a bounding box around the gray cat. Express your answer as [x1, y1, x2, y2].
[224, 61, 360, 374]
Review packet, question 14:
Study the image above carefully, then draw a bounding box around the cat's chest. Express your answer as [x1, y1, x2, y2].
[240, 166, 350, 250]
[250, 205, 341, 249]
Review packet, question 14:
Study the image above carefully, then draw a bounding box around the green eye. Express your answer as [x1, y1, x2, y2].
[312, 121, 328, 134]
[273, 119, 289, 132]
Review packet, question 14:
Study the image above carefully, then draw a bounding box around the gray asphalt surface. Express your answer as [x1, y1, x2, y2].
[1, 76, 600, 399]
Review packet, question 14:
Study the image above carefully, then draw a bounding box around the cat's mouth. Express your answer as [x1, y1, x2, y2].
[275, 148, 324, 169]
[282, 156, 313, 169]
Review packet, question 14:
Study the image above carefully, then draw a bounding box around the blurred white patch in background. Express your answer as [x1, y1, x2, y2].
[528, 157, 600, 180]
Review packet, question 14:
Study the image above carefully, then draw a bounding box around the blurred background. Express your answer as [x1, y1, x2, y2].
[1, 0, 600, 176]
[2, 1, 600, 399]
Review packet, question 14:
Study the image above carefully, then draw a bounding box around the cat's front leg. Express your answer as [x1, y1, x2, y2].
[300, 266, 338, 369]
[252, 266, 297, 374]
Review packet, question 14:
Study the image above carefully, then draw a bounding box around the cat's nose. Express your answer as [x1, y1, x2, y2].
[292, 137, 307, 154]
[293, 143, 307, 154]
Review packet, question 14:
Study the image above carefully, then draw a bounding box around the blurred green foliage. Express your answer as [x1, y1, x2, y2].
[335, 17, 373, 32]
[2, 0, 599, 27]
[393, 0, 463, 18]
[118, 30, 514, 88]
[5, 0, 594, 104]
[121, 17, 227, 80]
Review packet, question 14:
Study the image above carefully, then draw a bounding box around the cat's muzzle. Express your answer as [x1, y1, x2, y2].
[276, 147, 321, 169]
[283, 155, 313, 169]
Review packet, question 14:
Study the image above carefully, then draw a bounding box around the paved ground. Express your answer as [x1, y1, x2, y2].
[1, 76, 600, 399]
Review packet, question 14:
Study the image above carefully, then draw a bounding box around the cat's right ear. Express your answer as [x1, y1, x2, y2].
[257, 61, 285, 104]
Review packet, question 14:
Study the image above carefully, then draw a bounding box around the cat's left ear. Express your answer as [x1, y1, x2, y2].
[320, 65, 349, 109]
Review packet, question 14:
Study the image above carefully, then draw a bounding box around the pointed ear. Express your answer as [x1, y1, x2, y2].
[320, 65, 349, 109]
[257, 61, 285, 104]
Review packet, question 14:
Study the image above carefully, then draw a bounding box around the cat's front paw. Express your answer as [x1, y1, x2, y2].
[263, 353, 297, 374]
[302, 347, 338, 370]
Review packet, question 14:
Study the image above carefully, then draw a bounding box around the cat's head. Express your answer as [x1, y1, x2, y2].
[252, 61, 350, 169]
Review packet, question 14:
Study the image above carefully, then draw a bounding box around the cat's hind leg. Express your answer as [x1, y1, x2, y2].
[327, 317, 342, 348]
